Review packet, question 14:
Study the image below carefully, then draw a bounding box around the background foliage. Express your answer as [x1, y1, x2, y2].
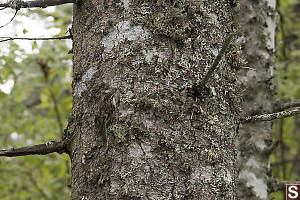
[0, 0, 300, 199]
[0, 5, 72, 200]
[270, 0, 300, 199]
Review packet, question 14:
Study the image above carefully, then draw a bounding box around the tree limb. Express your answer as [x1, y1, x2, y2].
[0, 35, 72, 42]
[280, 100, 300, 111]
[240, 107, 300, 123]
[0, 141, 66, 157]
[0, 0, 74, 9]
[193, 33, 234, 94]
[0, 9, 18, 29]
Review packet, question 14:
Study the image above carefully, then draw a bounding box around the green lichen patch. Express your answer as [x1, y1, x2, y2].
[108, 119, 149, 144]
[132, 0, 204, 42]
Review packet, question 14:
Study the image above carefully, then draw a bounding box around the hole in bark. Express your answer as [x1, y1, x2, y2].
[190, 84, 210, 99]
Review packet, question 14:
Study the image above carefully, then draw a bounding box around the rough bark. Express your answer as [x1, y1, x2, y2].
[237, 0, 276, 199]
[68, 1, 239, 199]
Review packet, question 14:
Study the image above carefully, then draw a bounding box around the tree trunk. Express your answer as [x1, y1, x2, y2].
[68, 1, 239, 199]
[237, 0, 276, 199]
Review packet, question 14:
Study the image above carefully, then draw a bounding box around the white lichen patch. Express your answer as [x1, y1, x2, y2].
[239, 170, 267, 199]
[101, 21, 150, 52]
[143, 119, 153, 129]
[251, 134, 267, 150]
[82, 154, 86, 164]
[223, 170, 233, 183]
[121, 0, 130, 9]
[74, 82, 87, 97]
[128, 143, 144, 158]
[119, 103, 134, 117]
[212, 49, 218, 57]
[143, 47, 166, 64]
[82, 67, 98, 81]
[245, 157, 260, 168]
[210, 86, 217, 96]
[190, 166, 212, 183]
[74, 67, 98, 97]
[239, 157, 268, 198]
[143, 48, 155, 63]
[141, 143, 152, 158]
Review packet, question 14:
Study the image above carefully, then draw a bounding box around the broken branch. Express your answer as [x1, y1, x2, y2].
[0, 0, 74, 9]
[193, 33, 234, 94]
[0, 141, 66, 157]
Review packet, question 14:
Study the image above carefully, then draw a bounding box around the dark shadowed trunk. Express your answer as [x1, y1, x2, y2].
[68, 1, 239, 199]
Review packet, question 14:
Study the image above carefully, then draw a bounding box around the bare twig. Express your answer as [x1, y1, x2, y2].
[280, 101, 300, 110]
[0, 9, 18, 29]
[0, 35, 72, 42]
[193, 33, 234, 94]
[0, 0, 74, 9]
[0, 141, 66, 157]
[240, 107, 300, 123]
[262, 140, 279, 155]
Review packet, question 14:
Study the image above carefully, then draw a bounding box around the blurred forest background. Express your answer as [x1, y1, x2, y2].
[0, 0, 299, 199]
[270, 0, 300, 199]
[0, 4, 73, 199]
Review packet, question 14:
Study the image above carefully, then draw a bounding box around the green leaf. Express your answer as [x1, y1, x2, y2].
[32, 41, 38, 50]
[22, 28, 28, 35]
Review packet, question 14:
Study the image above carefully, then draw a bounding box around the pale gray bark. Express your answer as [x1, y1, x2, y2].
[237, 0, 276, 199]
[67, 0, 240, 199]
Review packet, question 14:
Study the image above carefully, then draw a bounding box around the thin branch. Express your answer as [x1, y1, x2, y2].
[280, 101, 300, 110]
[0, 9, 18, 29]
[0, 35, 72, 42]
[0, 0, 74, 9]
[240, 107, 300, 123]
[0, 141, 66, 157]
[262, 139, 279, 155]
[193, 33, 234, 94]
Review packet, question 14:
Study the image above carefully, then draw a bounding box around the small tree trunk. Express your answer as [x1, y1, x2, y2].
[69, 1, 239, 199]
[237, 0, 276, 199]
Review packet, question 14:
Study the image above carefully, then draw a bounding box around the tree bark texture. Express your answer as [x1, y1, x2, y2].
[69, 1, 239, 199]
[237, 0, 276, 199]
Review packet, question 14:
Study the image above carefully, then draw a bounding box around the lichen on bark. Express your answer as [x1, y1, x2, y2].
[69, 0, 240, 199]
